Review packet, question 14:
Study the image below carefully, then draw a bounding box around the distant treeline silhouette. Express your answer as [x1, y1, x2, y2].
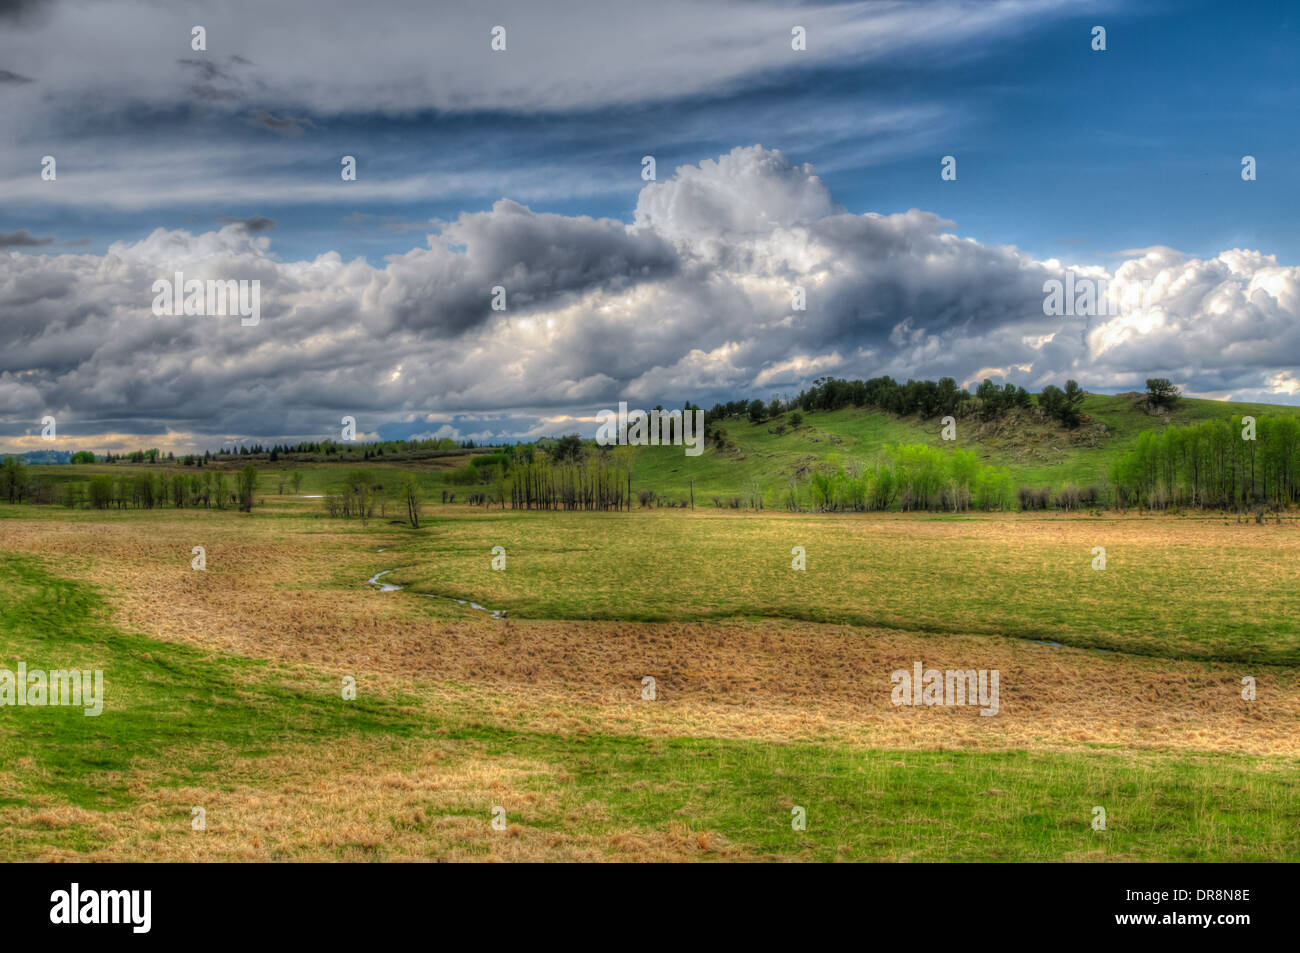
[73, 436, 480, 466]
[704, 375, 1089, 430]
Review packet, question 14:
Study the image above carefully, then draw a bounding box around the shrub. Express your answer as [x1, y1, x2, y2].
[1055, 484, 1081, 511]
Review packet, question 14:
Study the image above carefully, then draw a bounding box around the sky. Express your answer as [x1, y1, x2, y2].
[1, 0, 1298, 454]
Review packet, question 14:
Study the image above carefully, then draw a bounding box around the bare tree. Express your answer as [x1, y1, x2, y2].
[402, 473, 421, 528]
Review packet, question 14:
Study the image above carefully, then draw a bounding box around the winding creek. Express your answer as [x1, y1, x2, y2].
[366, 563, 506, 619]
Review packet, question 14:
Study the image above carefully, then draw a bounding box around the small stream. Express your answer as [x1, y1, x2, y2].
[366, 565, 506, 619]
[367, 569, 403, 592]
[425, 594, 507, 620]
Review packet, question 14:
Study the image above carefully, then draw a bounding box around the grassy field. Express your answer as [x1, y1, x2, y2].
[1, 497, 1297, 861]
[383, 507, 1300, 664]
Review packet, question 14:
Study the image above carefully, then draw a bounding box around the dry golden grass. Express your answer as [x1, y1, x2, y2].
[2, 513, 1295, 757]
[0, 738, 735, 862]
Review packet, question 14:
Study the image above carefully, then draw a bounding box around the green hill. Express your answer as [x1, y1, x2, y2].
[13, 392, 1300, 509]
[622, 393, 1300, 501]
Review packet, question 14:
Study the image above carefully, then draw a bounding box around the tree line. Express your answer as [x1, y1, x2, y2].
[1110, 415, 1300, 510]
[787, 445, 1018, 513]
[0, 458, 260, 512]
[509, 457, 632, 510]
[704, 374, 1094, 432]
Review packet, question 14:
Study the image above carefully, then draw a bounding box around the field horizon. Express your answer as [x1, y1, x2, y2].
[15, 388, 1300, 504]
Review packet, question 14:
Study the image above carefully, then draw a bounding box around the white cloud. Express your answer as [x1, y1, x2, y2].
[0, 0, 1072, 119]
[754, 352, 845, 388]
[4, 144, 1300, 451]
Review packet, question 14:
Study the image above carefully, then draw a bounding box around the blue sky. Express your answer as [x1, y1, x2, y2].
[7, 0, 1296, 266]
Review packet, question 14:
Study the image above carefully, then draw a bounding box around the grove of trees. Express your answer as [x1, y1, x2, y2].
[509, 456, 631, 510]
[706, 374, 1091, 432]
[789, 445, 1016, 513]
[1110, 415, 1300, 510]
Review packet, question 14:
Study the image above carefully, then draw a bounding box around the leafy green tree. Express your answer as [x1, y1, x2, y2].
[1146, 378, 1181, 409]
[935, 377, 963, 415]
[975, 379, 1003, 420]
[237, 464, 258, 512]
[1, 456, 29, 503]
[1039, 381, 1085, 428]
[552, 434, 583, 462]
[88, 475, 114, 509]
[1060, 380, 1086, 427]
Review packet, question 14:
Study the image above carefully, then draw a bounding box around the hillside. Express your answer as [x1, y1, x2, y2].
[620, 393, 1300, 500]
[14, 392, 1300, 506]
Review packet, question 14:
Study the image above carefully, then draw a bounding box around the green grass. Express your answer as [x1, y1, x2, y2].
[0, 553, 423, 811]
[550, 741, 1300, 861]
[3, 550, 1297, 860]
[373, 508, 1300, 665]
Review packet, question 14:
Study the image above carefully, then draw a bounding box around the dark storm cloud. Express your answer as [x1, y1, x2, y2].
[223, 216, 277, 234]
[176, 57, 249, 102]
[0, 0, 51, 26]
[378, 200, 680, 336]
[0, 229, 52, 247]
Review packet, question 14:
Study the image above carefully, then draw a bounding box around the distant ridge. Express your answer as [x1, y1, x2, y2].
[12, 450, 71, 465]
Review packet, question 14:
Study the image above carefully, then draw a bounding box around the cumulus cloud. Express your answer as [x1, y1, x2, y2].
[636, 147, 843, 239]
[373, 199, 679, 336]
[3, 145, 1299, 451]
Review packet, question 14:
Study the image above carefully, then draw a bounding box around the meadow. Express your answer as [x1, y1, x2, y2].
[1, 494, 1297, 861]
